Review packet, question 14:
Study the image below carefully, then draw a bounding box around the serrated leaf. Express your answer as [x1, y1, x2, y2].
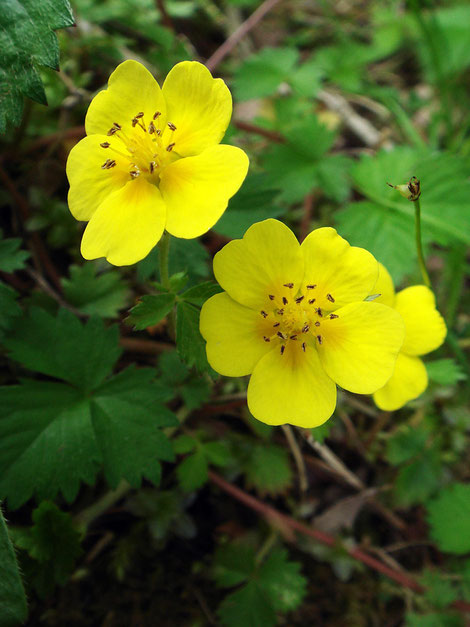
[0, 282, 21, 339]
[257, 548, 307, 612]
[386, 424, 430, 465]
[426, 359, 467, 386]
[0, 233, 29, 272]
[172, 434, 196, 455]
[405, 612, 464, 627]
[180, 282, 222, 307]
[244, 443, 293, 495]
[214, 543, 256, 588]
[176, 301, 211, 373]
[4, 308, 121, 392]
[0, 0, 75, 132]
[62, 264, 130, 319]
[218, 580, 277, 627]
[393, 448, 442, 507]
[421, 570, 458, 609]
[126, 293, 176, 330]
[427, 483, 470, 554]
[233, 47, 299, 101]
[0, 507, 27, 627]
[176, 449, 209, 492]
[137, 238, 209, 285]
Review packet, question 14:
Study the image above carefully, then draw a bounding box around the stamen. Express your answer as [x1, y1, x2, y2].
[317, 335, 323, 345]
[268, 295, 275, 300]
[306, 284, 317, 289]
[148, 121, 156, 134]
[295, 296, 304, 304]
[316, 308, 323, 317]
[135, 112, 144, 119]
[156, 129, 162, 136]
[263, 336, 270, 342]
[153, 111, 161, 120]
[131, 118, 139, 128]
[283, 283, 294, 289]
[302, 342, 306, 352]
[327, 293, 335, 303]
[329, 313, 339, 319]
[282, 297, 288, 305]
[308, 299, 316, 304]
[100, 142, 110, 148]
[167, 122, 177, 131]
[278, 309, 284, 315]
[290, 335, 297, 340]
[166, 143, 175, 152]
[101, 159, 116, 169]
[273, 322, 280, 328]
[314, 321, 320, 327]
[113, 122, 122, 130]
[149, 161, 157, 173]
[260, 311, 268, 318]
[130, 171, 140, 179]
[280, 345, 285, 355]
[301, 324, 310, 333]
[107, 127, 118, 136]
[277, 331, 288, 340]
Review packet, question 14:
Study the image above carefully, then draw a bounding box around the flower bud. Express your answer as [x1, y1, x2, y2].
[387, 176, 421, 201]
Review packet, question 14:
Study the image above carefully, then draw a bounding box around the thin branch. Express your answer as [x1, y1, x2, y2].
[155, 0, 174, 31]
[281, 425, 308, 493]
[206, 0, 283, 72]
[233, 120, 283, 142]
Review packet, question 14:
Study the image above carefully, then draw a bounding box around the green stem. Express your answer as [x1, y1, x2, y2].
[413, 197, 431, 288]
[75, 480, 131, 531]
[158, 231, 176, 339]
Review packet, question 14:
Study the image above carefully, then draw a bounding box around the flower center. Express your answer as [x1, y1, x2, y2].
[259, 283, 339, 355]
[99, 112, 179, 182]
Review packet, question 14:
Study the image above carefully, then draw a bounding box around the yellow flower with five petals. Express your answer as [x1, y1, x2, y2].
[372, 264, 446, 410]
[66, 60, 249, 266]
[200, 219, 405, 428]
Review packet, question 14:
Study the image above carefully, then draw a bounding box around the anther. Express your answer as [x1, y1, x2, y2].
[314, 321, 320, 327]
[107, 127, 118, 136]
[268, 295, 275, 300]
[283, 283, 294, 289]
[167, 122, 177, 131]
[131, 118, 139, 128]
[148, 121, 156, 134]
[327, 293, 335, 303]
[263, 336, 270, 342]
[329, 313, 339, 319]
[100, 141, 110, 148]
[260, 311, 268, 318]
[302, 342, 306, 352]
[153, 111, 161, 120]
[278, 309, 284, 315]
[295, 296, 304, 304]
[316, 308, 323, 317]
[135, 112, 144, 119]
[317, 335, 323, 345]
[282, 297, 288, 305]
[277, 332, 288, 340]
[273, 322, 280, 328]
[101, 159, 116, 169]
[149, 161, 157, 173]
[308, 299, 316, 305]
[301, 324, 310, 333]
[166, 143, 175, 152]
[113, 122, 122, 130]
[156, 129, 162, 136]
[130, 171, 140, 179]
[290, 335, 297, 340]
[280, 345, 285, 355]
[306, 284, 317, 289]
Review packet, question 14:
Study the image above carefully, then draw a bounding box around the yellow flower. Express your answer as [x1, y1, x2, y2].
[200, 219, 405, 428]
[66, 60, 249, 266]
[372, 264, 447, 411]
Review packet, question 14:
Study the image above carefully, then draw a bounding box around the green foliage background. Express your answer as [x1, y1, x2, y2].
[0, 0, 469, 625]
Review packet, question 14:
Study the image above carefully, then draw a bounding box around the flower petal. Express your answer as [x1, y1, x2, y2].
[160, 144, 249, 239]
[200, 292, 272, 376]
[301, 227, 379, 311]
[318, 301, 405, 394]
[85, 60, 166, 136]
[373, 263, 396, 308]
[81, 177, 166, 266]
[213, 219, 304, 311]
[66, 135, 130, 221]
[395, 286, 447, 356]
[162, 61, 232, 157]
[247, 341, 337, 427]
[373, 353, 428, 411]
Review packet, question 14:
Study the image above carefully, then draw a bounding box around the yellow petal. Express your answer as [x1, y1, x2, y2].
[200, 292, 271, 376]
[301, 227, 379, 311]
[85, 60, 166, 136]
[160, 144, 249, 239]
[81, 177, 166, 266]
[395, 286, 447, 356]
[373, 353, 428, 411]
[66, 135, 130, 221]
[373, 263, 396, 308]
[162, 61, 232, 157]
[247, 341, 337, 427]
[213, 219, 304, 311]
[318, 301, 405, 394]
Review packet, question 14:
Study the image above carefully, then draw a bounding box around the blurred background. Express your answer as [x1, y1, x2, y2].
[0, 0, 469, 625]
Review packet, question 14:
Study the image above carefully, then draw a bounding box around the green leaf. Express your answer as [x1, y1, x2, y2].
[137, 238, 209, 285]
[421, 570, 458, 610]
[426, 359, 467, 386]
[0, 507, 27, 627]
[176, 301, 211, 373]
[176, 449, 208, 492]
[405, 612, 464, 627]
[257, 548, 307, 612]
[213, 542, 256, 588]
[233, 47, 299, 101]
[13, 501, 82, 596]
[180, 281, 222, 307]
[0, 233, 29, 272]
[4, 308, 121, 392]
[0, 368, 177, 507]
[427, 483, 470, 554]
[0, 282, 21, 340]
[244, 443, 293, 495]
[62, 264, 130, 319]
[386, 424, 430, 465]
[126, 293, 176, 330]
[218, 580, 277, 627]
[0, 0, 74, 133]
[393, 448, 442, 507]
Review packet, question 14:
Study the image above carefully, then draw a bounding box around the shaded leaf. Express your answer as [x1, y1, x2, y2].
[427, 483, 470, 554]
[0, 507, 27, 627]
[126, 293, 176, 330]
